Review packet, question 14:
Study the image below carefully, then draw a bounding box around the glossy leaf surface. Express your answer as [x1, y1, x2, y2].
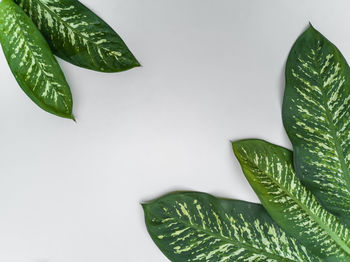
[0, 0, 73, 119]
[283, 25, 350, 228]
[143, 191, 319, 262]
[232, 139, 350, 261]
[15, 0, 140, 72]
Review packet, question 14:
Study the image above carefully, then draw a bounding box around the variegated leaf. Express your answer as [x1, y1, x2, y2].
[143, 191, 320, 262]
[14, 0, 140, 72]
[0, 0, 73, 119]
[282, 25, 350, 228]
[232, 139, 350, 261]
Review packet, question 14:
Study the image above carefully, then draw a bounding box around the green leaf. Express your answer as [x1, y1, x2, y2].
[282, 24, 350, 228]
[232, 139, 350, 261]
[143, 191, 319, 262]
[14, 0, 140, 73]
[0, 0, 73, 119]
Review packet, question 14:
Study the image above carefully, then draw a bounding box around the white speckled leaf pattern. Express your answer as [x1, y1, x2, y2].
[232, 139, 350, 261]
[0, 0, 73, 119]
[14, 0, 140, 72]
[143, 192, 320, 262]
[283, 25, 350, 228]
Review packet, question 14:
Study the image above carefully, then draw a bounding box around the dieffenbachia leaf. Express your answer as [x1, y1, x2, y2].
[0, 0, 73, 119]
[143, 191, 320, 262]
[282, 25, 350, 228]
[14, 0, 140, 72]
[232, 139, 350, 261]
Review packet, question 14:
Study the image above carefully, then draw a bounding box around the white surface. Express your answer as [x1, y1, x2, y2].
[0, 0, 349, 261]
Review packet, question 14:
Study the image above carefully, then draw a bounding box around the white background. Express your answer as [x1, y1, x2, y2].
[0, 0, 349, 261]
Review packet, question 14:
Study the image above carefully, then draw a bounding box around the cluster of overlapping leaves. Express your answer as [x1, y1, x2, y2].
[0, 0, 139, 119]
[143, 25, 350, 261]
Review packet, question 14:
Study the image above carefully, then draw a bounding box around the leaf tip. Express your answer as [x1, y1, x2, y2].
[231, 139, 249, 151]
[231, 140, 246, 159]
[69, 114, 76, 122]
[304, 22, 320, 37]
[141, 202, 153, 217]
[134, 59, 142, 68]
[231, 140, 239, 151]
[125, 59, 142, 71]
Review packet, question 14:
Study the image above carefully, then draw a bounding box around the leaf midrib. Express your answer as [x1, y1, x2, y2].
[161, 214, 304, 262]
[34, 0, 120, 59]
